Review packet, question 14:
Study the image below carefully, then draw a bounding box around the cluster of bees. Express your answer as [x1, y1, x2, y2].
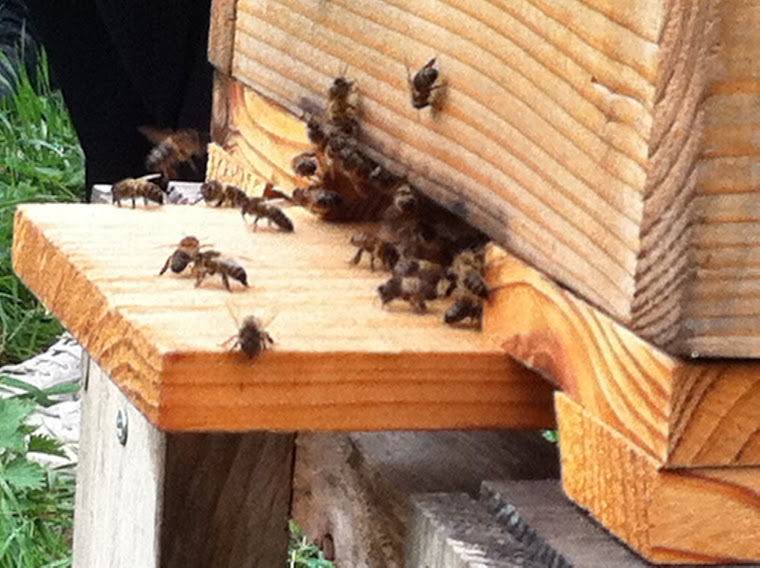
[109, 57, 488, 364]
[290, 59, 490, 327]
[158, 236, 273, 358]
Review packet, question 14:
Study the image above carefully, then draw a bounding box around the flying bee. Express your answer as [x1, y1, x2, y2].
[407, 57, 442, 110]
[349, 232, 399, 271]
[444, 294, 483, 327]
[201, 179, 249, 208]
[225, 315, 274, 359]
[241, 196, 294, 232]
[139, 126, 209, 181]
[191, 250, 248, 291]
[159, 236, 205, 276]
[112, 177, 164, 208]
[291, 151, 320, 178]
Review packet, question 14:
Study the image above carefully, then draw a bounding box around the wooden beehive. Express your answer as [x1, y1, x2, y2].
[207, 0, 760, 358]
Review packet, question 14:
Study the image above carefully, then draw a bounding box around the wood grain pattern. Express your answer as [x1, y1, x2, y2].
[73, 357, 165, 568]
[481, 480, 647, 567]
[406, 493, 566, 567]
[485, 246, 760, 467]
[291, 431, 558, 567]
[208, 0, 238, 74]
[211, 0, 760, 357]
[224, 0, 651, 326]
[11, 203, 555, 432]
[557, 392, 760, 565]
[161, 432, 294, 567]
[73, 358, 294, 567]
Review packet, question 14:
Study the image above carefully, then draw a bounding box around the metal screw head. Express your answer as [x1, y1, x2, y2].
[116, 409, 128, 446]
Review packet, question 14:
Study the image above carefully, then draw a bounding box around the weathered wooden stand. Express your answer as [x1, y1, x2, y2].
[12, 0, 760, 564]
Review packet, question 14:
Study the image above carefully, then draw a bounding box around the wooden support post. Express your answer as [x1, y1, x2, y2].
[557, 392, 760, 565]
[73, 358, 294, 567]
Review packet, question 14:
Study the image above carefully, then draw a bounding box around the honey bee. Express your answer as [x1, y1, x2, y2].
[407, 57, 442, 110]
[393, 256, 448, 292]
[200, 179, 249, 208]
[326, 75, 358, 126]
[306, 116, 328, 150]
[446, 249, 489, 299]
[444, 294, 483, 327]
[227, 315, 274, 359]
[241, 196, 294, 232]
[377, 274, 437, 314]
[191, 250, 248, 291]
[292, 186, 344, 217]
[291, 152, 320, 178]
[112, 177, 164, 208]
[349, 232, 399, 271]
[223, 306, 275, 360]
[139, 126, 209, 181]
[159, 236, 203, 275]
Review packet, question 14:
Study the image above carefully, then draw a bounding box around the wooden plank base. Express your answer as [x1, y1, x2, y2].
[485, 246, 760, 468]
[12, 203, 556, 432]
[557, 392, 760, 565]
[291, 431, 559, 567]
[73, 359, 294, 567]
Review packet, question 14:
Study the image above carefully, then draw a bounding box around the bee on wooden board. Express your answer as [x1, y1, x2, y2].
[227, 315, 274, 359]
[349, 232, 399, 271]
[446, 249, 489, 300]
[377, 273, 438, 314]
[112, 176, 164, 208]
[444, 294, 483, 327]
[139, 126, 209, 181]
[407, 57, 443, 110]
[191, 250, 248, 292]
[159, 236, 205, 276]
[223, 305, 275, 360]
[241, 196, 294, 233]
[200, 179, 249, 208]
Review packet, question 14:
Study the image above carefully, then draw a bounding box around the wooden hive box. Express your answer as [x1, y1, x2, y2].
[207, 0, 760, 358]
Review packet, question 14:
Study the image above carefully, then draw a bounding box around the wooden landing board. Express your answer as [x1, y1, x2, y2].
[12, 203, 555, 432]
[557, 392, 760, 565]
[485, 246, 760, 468]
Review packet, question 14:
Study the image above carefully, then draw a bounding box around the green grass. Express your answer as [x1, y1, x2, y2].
[0, 50, 85, 365]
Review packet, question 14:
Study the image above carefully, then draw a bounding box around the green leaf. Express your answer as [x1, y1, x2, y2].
[4, 458, 45, 490]
[541, 429, 559, 444]
[27, 435, 66, 459]
[0, 398, 34, 450]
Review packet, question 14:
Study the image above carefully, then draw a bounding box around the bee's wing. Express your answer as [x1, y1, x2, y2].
[138, 125, 174, 144]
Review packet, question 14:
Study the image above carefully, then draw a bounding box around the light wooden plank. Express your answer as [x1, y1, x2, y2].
[73, 357, 165, 568]
[557, 392, 760, 565]
[208, 0, 238, 74]
[12, 203, 555, 431]
[485, 245, 760, 467]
